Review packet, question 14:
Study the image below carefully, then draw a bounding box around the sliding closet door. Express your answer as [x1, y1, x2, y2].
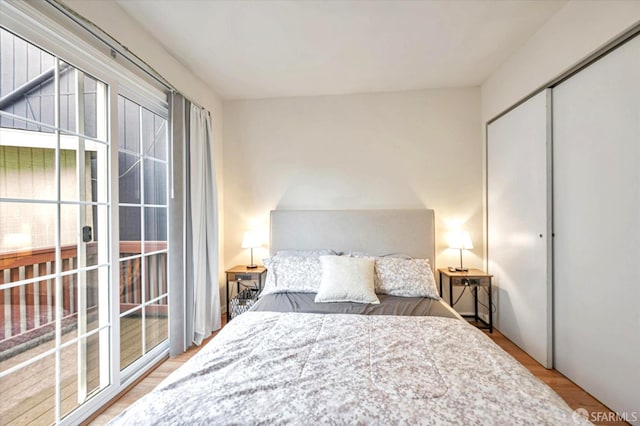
[487, 90, 552, 368]
[554, 35, 639, 419]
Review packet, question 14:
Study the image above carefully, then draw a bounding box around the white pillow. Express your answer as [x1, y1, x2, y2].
[374, 258, 440, 299]
[315, 256, 379, 304]
[261, 256, 322, 296]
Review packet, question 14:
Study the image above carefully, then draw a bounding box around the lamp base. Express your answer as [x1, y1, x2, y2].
[246, 264, 258, 269]
[454, 267, 469, 272]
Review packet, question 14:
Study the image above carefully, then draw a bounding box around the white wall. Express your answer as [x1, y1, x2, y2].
[481, 0, 640, 122]
[62, 0, 227, 296]
[224, 88, 482, 311]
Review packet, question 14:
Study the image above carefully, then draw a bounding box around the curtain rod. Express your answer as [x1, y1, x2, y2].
[45, 0, 208, 111]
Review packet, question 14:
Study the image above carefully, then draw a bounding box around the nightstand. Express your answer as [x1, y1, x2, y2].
[225, 265, 267, 321]
[438, 268, 493, 333]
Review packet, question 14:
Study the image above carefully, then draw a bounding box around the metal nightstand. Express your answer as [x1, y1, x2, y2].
[225, 265, 267, 321]
[438, 268, 493, 333]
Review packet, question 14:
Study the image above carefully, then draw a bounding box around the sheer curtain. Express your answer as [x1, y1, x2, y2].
[188, 104, 221, 345]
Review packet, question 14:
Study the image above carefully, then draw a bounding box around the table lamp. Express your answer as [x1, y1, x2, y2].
[241, 231, 261, 269]
[449, 230, 473, 272]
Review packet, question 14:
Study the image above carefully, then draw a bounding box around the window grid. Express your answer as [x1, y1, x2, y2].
[0, 28, 111, 424]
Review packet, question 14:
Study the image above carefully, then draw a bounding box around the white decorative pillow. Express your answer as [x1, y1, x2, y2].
[315, 256, 379, 304]
[261, 256, 322, 296]
[374, 258, 440, 299]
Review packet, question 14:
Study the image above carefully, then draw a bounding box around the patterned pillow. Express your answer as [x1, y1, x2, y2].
[374, 258, 440, 299]
[261, 256, 322, 296]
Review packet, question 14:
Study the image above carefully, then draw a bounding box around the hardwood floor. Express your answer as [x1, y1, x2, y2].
[86, 317, 225, 426]
[88, 319, 627, 426]
[485, 327, 627, 425]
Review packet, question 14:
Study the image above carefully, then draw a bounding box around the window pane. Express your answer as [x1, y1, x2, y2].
[119, 258, 142, 314]
[84, 268, 103, 334]
[145, 252, 167, 301]
[0, 201, 56, 256]
[145, 296, 168, 352]
[0, 28, 56, 131]
[120, 309, 143, 370]
[59, 148, 78, 201]
[81, 75, 107, 140]
[118, 152, 141, 204]
[119, 206, 141, 257]
[83, 76, 98, 139]
[60, 332, 106, 418]
[0, 143, 57, 202]
[119, 97, 140, 153]
[144, 207, 167, 252]
[0, 353, 56, 425]
[59, 61, 77, 134]
[142, 108, 167, 161]
[143, 159, 166, 205]
[0, 279, 57, 372]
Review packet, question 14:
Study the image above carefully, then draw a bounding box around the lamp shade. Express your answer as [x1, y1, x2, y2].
[241, 231, 261, 249]
[448, 230, 473, 250]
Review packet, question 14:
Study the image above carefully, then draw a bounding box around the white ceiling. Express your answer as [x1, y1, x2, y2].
[115, 0, 566, 100]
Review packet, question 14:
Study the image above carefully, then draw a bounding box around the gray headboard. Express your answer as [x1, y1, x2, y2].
[270, 209, 435, 262]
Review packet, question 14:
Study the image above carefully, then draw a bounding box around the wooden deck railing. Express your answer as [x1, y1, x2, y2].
[0, 242, 167, 352]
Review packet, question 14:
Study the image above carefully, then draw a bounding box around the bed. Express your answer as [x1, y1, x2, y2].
[110, 209, 587, 425]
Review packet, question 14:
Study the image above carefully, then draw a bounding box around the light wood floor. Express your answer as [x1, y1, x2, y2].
[482, 327, 627, 425]
[88, 320, 626, 426]
[86, 316, 227, 426]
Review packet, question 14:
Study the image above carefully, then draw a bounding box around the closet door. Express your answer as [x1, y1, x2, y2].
[554, 35, 640, 419]
[487, 90, 552, 368]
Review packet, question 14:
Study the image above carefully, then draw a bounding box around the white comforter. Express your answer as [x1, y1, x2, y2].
[111, 312, 589, 425]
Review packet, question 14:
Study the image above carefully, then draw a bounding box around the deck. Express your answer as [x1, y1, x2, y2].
[0, 315, 167, 425]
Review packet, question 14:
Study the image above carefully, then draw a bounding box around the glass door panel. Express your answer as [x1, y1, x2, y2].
[117, 96, 168, 373]
[0, 28, 110, 423]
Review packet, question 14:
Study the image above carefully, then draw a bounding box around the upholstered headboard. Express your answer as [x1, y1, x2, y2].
[270, 209, 435, 262]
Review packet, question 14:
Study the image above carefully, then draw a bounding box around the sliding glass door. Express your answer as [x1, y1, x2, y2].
[0, 28, 110, 422]
[0, 21, 170, 423]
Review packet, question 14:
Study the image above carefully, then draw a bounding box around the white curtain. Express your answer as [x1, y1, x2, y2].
[189, 104, 221, 345]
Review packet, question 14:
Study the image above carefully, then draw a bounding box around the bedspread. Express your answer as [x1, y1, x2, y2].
[111, 312, 588, 425]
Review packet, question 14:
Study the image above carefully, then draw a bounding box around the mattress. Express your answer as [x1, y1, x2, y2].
[109, 311, 588, 425]
[251, 292, 462, 319]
